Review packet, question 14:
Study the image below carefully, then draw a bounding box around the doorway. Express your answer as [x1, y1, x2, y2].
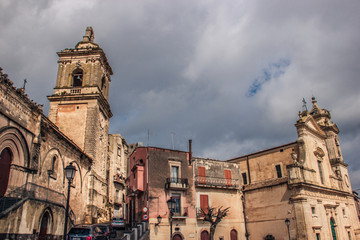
[201, 230, 209, 240]
[0, 148, 12, 196]
[39, 211, 50, 240]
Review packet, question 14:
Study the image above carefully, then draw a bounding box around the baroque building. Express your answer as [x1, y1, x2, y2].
[0, 27, 128, 239]
[228, 98, 360, 240]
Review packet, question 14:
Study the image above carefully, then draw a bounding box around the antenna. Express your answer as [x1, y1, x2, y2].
[170, 132, 176, 150]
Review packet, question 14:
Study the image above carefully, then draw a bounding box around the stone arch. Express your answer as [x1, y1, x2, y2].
[68, 160, 83, 191]
[72, 68, 83, 87]
[264, 234, 275, 240]
[40, 148, 64, 178]
[0, 148, 13, 196]
[230, 229, 238, 240]
[0, 126, 30, 167]
[38, 207, 54, 240]
[172, 232, 184, 240]
[200, 230, 209, 240]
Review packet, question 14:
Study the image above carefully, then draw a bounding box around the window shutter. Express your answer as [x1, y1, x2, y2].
[198, 166, 206, 184]
[200, 194, 209, 215]
[224, 169, 232, 186]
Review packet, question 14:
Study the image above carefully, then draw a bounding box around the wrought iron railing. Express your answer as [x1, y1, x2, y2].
[0, 183, 75, 223]
[165, 178, 189, 189]
[172, 207, 189, 217]
[196, 207, 206, 218]
[194, 176, 240, 188]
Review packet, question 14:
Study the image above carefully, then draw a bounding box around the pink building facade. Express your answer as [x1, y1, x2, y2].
[126, 146, 196, 239]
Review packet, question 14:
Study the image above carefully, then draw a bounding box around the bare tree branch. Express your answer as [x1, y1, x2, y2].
[200, 206, 230, 240]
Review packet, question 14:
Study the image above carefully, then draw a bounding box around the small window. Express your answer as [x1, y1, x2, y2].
[172, 194, 181, 215]
[348, 231, 352, 240]
[242, 173, 248, 185]
[101, 76, 106, 90]
[318, 160, 324, 184]
[171, 166, 179, 183]
[72, 69, 83, 87]
[316, 233, 321, 240]
[275, 165, 282, 178]
[117, 147, 121, 156]
[311, 206, 316, 214]
[51, 156, 56, 172]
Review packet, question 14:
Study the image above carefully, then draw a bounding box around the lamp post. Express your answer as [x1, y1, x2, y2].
[63, 163, 77, 240]
[285, 218, 290, 240]
[167, 198, 176, 240]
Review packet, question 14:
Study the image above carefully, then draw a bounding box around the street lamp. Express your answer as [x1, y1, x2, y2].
[285, 218, 290, 240]
[167, 198, 176, 240]
[63, 163, 77, 240]
[155, 215, 162, 226]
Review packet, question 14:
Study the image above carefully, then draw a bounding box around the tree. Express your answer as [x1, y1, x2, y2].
[201, 206, 230, 240]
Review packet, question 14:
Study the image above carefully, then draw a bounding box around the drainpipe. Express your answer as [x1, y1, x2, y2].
[189, 139, 192, 165]
[246, 156, 251, 184]
[242, 194, 250, 240]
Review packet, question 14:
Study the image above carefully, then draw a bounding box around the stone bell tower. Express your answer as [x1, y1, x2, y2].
[48, 26, 113, 179]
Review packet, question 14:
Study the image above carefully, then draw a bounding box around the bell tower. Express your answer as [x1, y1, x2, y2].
[48, 27, 113, 178]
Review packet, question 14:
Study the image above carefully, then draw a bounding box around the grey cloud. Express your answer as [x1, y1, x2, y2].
[1, 0, 360, 189]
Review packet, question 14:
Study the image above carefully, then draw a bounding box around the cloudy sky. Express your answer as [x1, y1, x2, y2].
[1, 0, 359, 190]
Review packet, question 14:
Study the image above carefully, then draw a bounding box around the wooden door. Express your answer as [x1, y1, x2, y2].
[230, 229, 238, 240]
[201, 230, 209, 240]
[173, 234, 182, 240]
[39, 212, 49, 240]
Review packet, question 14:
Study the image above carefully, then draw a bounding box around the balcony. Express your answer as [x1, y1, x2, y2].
[194, 176, 239, 189]
[195, 207, 207, 219]
[113, 174, 125, 185]
[172, 207, 189, 219]
[165, 178, 189, 190]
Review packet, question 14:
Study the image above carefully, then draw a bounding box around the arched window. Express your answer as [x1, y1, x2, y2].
[201, 230, 209, 240]
[230, 229, 238, 240]
[72, 69, 83, 87]
[51, 156, 56, 172]
[0, 148, 12, 196]
[330, 217, 337, 240]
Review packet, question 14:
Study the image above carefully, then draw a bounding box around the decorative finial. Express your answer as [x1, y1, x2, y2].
[312, 96, 317, 104]
[23, 79, 27, 90]
[83, 26, 94, 42]
[302, 98, 307, 111]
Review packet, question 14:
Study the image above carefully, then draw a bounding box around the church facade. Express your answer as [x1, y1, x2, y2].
[0, 27, 128, 239]
[228, 98, 360, 240]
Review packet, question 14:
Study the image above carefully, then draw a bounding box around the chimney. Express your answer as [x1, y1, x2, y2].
[189, 139, 192, 165]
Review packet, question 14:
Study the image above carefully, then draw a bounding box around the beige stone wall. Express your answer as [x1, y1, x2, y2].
[244, 184, 293, 240]
[0, 200, 65, 237]
[195, 188, 245, 240]
[108, 134, 128, 218]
